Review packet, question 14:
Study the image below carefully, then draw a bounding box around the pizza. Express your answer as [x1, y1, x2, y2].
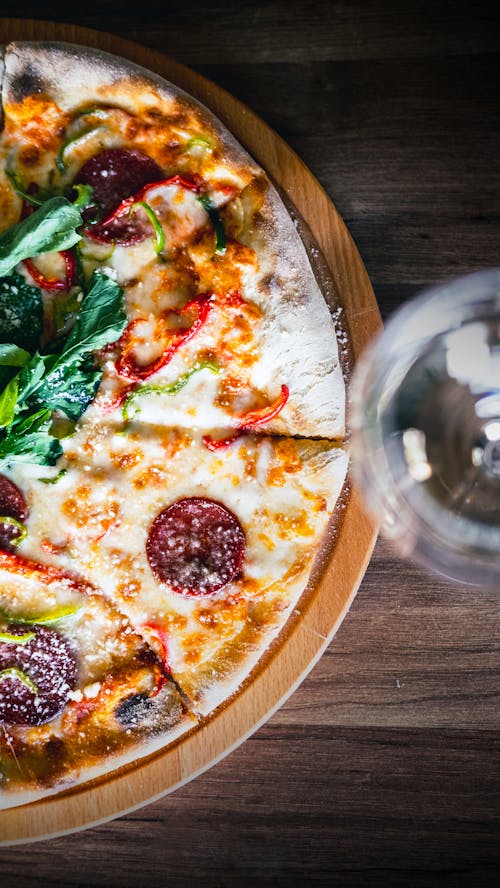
[0, 41, 349, 810]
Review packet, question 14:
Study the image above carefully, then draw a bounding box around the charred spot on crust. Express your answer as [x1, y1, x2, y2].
[258, 272, 275, 296]
[136, 645, 158, 668]
[9, 65, 48, 103]
[115, 693, 152, 728]
[18, 145, 41, 168]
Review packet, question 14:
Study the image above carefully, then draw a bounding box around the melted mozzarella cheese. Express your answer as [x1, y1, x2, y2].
[9, 420, 347, 711]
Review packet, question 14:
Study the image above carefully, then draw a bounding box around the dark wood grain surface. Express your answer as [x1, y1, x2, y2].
[0, 1, 499, 884]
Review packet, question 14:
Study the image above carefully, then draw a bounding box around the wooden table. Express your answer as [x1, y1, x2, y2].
[0, 1, 499, 884]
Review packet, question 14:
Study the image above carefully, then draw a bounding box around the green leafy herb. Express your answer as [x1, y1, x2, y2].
[0, 273, 43, 394]
[0, 270, 126, 468]
[60, 270, 126, 363]
[53, 290, 83, 338]
[0, 376, 19, 427]
[16, 271, 125, 413]
[0, 272, 44, 354]
[0, 424, 63, 467]
[0, 344, 31, 369]
[32, 356, 102, 422]
[0, 197, 83, 278]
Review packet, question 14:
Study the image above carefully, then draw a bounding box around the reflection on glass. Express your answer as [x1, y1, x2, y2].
[349, 268, 500, 588]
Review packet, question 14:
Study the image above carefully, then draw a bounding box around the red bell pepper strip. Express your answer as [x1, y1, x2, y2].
[237, 384, 289, 428]
[85, 174, 201, 241]
[140, 622, 170, 697]
[0, 550, 92, 596]
[115, 292, 215, 382]
[97, 382, 137, 414]
[202, 431, 242, 451]
[23, 249, 76, 292]
[202, 385, 289, 451]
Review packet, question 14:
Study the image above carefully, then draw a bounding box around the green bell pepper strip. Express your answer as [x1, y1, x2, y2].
[56, 125, 106, 173]
[130, 201, 165, 255]
[38, 468, 68, 485]
[122, 359, 220, 423]
[0, 630, 36, 644]
[197, 193, 226, 254]
[0, 666, 38, 695]
[0, 602, 81, 625]
[0, 516, 28, 546]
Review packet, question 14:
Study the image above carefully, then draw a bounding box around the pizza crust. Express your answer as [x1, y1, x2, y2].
[1, 41, 261, 186]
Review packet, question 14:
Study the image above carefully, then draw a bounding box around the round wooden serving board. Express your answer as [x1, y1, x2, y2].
[0, 19, 381, 844]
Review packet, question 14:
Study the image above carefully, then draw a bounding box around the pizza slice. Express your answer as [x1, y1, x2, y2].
[0, 532, 195, 809]
[0, 41, 346, 440]
[11, 422, 348, 716]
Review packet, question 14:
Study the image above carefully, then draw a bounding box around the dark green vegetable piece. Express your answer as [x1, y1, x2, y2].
[0, 270, 126, 468]
[197, 193, 226, 254]
[0, 272, 43, 353]
[0, 272, 43, 391]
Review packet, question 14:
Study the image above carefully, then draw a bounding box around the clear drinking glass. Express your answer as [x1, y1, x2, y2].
[349, 268, 500, 588]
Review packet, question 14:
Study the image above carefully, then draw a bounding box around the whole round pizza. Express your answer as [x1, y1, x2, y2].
[0, 41, 349, 809]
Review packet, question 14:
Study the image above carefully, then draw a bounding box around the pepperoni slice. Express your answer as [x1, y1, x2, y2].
[0, 625, 77, 725]
[0, 475, 28, 550]
[75, 147, 164, 243]
[146, 497, 246, 596]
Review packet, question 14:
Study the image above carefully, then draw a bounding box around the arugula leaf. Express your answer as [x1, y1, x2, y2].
[61, 270, 126, 362]
[0, 377, 19, 427]
[0, 343, 31, 368]
[13, 408, 52, 436]
[0, 270, 126, 468]
[15, 353, 48, 407]
[15, 271, 125, 417]
[30, 271, 125, 416]
[0, 197, 83, 278]
[0, 425, 63, 466]
[33, 357, 102, 421]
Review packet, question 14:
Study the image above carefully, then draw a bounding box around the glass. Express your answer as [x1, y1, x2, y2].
[349, 268, 500, 589]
